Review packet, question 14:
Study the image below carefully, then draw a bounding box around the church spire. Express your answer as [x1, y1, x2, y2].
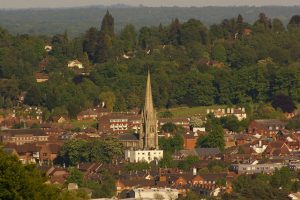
[144, 70, 154, 115]
[141, 70, 158, 150]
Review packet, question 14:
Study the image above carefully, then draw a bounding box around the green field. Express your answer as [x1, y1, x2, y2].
[69, 119, 97, 129]
[159, 105, 227, 118]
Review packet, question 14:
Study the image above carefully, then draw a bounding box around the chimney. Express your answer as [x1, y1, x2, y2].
[242, 107, 245, 112]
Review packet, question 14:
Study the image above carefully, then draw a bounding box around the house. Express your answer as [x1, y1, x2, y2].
[77, 107, 110, 121]
[37, 143, 62, 165]
[175, 148, 221, 160]
[98, 113, 142, 134]
[5, 143, 40, 164]
[39, 58, 49, 70]
[35, 72, 49, 83]
[158, 118, 190, 130]
[44, 45, 53, 52]
[125, 149, 163, 163]
[68, 60, 84, 69]
[243, 28, 253, 35]
[45, 167, 69, 184]
[195, 148, 222, 160]
[130, 188, 179, 199]
[207, 107, 247, 121]
[250, 139, 269, 154]
[263, 141, 290, 157]
[232, 161, 285, 174]
[51, 116, 69, 124]
[248, 119, 287, 137]
[183, 132, 199, 150]
[0, 129, 48, 145]
[77, 162, 102, 180]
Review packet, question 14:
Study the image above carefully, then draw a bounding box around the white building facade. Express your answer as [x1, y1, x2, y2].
[125, 149, 163, 163]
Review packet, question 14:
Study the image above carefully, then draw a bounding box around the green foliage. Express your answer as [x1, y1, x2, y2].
[212, 43, 227, 62]
[159, 152, 177, 168]
[197, 116, 225, 151]
[159, 110, 173, 118]
[124, 162, 150, 172]
[99, 91, 116, 112]
[178, 156, 199, 171]
[228, 168, 298, 200]
[159, 133, 184, 154]
[286, 117, 300, 130]
[58, 138, 124, 166]
[66, 168, 85, 187]
[1, 12, 300, 120]
[220, 116, 246, 132]
[0, 150, 60, 200]
[272, 94, 297, 113]
[160, 122, 178, 133]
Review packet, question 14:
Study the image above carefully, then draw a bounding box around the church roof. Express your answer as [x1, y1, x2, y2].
[118, 133, 139, 141]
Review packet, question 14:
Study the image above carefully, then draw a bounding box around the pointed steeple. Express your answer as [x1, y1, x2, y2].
[141, 70, 158, 150]
[144, 70, 154, 115]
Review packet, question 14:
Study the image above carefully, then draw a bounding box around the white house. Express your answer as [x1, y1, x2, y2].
[44, 45, 52, 52]
[68, 60, 84, 69]
[125, 149, 163, 163]
[133, 188, 178, 200]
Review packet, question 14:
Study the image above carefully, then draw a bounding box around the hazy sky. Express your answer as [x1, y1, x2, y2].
[0, 0, 300, 9]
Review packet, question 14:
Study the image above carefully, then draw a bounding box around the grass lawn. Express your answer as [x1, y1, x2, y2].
[159, 105, 227, 118]
[69, 119, 97, 129]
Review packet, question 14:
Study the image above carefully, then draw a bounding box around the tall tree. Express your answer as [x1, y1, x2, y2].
[100, 10, 114, 37]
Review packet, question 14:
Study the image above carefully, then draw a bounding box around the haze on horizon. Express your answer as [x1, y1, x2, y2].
[0, 0, 300, 9]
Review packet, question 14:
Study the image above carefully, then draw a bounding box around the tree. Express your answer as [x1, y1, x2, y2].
[94, 32, 112, 63]
[100, 10, 114, 37]
[168, 18, 181, 45]
[212, 43, 227, 62]
[197, 117, 225, 151]
[159, 133, 184, 154]
[120, 24, 137, 52]
[58, 139, 89, 166]
[83, 27, 98, 60]
[99, 91, 116, 112]
[159, 110, 173, 118]
[0, 150, 60, 200]
[289, 15, 300, 27]
[272, 18, 285, 32]
[189, 116, 203, 128]
[272, 94, 296, 113]
[220, 116, 243, 132]
[66, 168, 85, 187]
[161, 122, 177, 133]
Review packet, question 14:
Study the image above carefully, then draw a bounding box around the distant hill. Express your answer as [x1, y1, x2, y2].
[0, 6, 299, 36]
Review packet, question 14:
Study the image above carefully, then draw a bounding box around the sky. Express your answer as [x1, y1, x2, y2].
[0, 0, 300, 9]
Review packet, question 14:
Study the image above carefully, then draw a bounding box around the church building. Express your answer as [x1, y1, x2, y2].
[123, 71, 163, 163]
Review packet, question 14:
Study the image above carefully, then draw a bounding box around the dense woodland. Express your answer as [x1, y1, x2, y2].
[1, 6, 300, 36]
[1, 12, 300, 119]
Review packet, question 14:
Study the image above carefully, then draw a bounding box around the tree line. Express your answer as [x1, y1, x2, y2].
[1, 12, 300, 118]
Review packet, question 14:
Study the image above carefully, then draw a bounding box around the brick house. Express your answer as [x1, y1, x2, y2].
[0, 129, 49, 145]
[248, 119, 287, 137]
[98, 113, 142, 134]
[183, 132, 199, 150]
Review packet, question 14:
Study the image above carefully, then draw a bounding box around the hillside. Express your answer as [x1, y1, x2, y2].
[0, 6, 300, 36]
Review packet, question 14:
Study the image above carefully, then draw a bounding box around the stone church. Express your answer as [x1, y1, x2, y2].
[121, 71, 163, 162]
[120, 71, 159, 150]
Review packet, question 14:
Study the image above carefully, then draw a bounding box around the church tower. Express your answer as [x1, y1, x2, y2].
[140, 71, 158, 150]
